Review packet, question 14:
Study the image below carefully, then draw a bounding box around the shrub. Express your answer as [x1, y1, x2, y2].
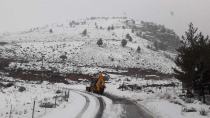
[121, 39, 127, 47]
[107, 25, 114, 30]
[97, 38, 103, 47]
[182, 107, 197, 112]
[159, 93, 172, 100]
[199, 108, 208, 116]
[107, 26, 111, 31]
[111, 25, 114, 30]
[126, 34, 133, 41]
[49, 29, 53, 33]
[82, 29, 87, 36]
[184, 98, 194, 103]
[56, 90, 62, 94]
[136, 46, 141, 53]
[24, 109, 27, 114]
[131, 29, 135, 33]
[39, 102, 55, 108]
[18, 86, 26, 92]
[5, 83, 14, 88]
[111, 58, 114, 61]
[170, 100, 183, 106]
[60, 55, 67, 61]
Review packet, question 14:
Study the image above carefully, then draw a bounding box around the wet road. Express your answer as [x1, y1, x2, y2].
[104, 93, 154, 118]
[71, 89, 154, 118]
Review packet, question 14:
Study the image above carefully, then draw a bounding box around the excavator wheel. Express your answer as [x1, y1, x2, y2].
[86, 87, 91, 92]
[99, 87, 105, 94]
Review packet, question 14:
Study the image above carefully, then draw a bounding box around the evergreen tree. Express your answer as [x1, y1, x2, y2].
[82, 29, 87, 36]
[173, 23, 210, 102]
[107, 26, 111, 31]
[126, 34, 133, 42]
[136, 46, 141, 53]
[111, 25, 114, 30]
[49, 29, 53, 33]
[97, 38, 103, 47]
[121, 39, 127, 47]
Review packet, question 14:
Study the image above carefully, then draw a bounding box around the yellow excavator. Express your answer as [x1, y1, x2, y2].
[86, 72, 109, 94]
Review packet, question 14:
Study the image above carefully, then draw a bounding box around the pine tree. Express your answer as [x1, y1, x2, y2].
[111, 25, 114, 30]
[121, 39, 127, 47]
[126, 34, 133, 42]
[49, 29, 53, 33]
[107, 26, 111, 31]
[136, 46, 141, 53]
[82, 29, 87, 36]
[173, 23, 210, 102]
[97, 38, 103, 47]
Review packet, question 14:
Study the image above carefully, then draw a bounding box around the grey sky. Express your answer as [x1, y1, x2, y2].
[0, 0, 210, 36]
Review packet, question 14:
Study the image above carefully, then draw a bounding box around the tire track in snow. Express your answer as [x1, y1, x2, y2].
[70, 89, 105, 118]
[94, 96, 105, 118]
[75, 92, 90, 118]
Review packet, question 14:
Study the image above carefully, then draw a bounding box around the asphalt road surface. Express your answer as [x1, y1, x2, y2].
[72, 89, 154, 118]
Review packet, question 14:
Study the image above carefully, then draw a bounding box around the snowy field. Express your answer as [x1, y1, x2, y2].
[104, 74, 210, 118]
[0, 17, 176, 74]
[1, 73, 210, 118]
[0, 17, 209, 118]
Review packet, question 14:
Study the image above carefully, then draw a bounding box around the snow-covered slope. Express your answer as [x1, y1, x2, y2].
[0, 17, 177, 74]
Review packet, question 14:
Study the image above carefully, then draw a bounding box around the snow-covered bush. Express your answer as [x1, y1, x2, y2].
[5, 82, 14, 88]
[49, 29, 53, 33]
[184, 98, 194, 103]
[126, 33, 133, 42]
[39, 102, 55, 108]
[131, 29, 135, 33]
[18, 86, 26, 92]
[60, 55, 67, 61]
[97, 38, 103, 47]
[121, 39, 127, 47]
[82, 29, 87, 36]
[159, 93, 172, 100]
[24, 109, 27, 114]
[56, 90, 62, 94]
[182, 107, 196, 112]
[136, 46, 141, 53]
[169, 99, 183, 106]
[199, 108, 208, 116]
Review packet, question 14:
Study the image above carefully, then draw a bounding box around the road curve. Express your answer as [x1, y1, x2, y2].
[104, 93, 154, 118]
[70, 89, 104, 118]
[94, 96, 105, 118]
[70, 89, 154, 118]
[75, 92, 90, 118]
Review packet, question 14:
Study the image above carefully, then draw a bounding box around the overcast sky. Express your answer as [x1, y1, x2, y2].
[0, 0, 210, 36]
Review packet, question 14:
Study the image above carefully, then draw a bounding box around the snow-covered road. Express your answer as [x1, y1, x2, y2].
[42, 88, 154, 118]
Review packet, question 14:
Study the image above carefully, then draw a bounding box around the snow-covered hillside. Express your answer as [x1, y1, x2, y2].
[0, 17, 177, 74]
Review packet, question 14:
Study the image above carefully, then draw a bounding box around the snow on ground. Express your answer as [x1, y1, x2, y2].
[0, 79, 73, 118]
[1, 72, 210, 118]
[104, 74, 210, 118]
[0, 77, 125, 118]
[51, 73, 210, 118]
[1, 17, 207, 118]
[41, 91, 85, 118]
[0, 17, 176, 74]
